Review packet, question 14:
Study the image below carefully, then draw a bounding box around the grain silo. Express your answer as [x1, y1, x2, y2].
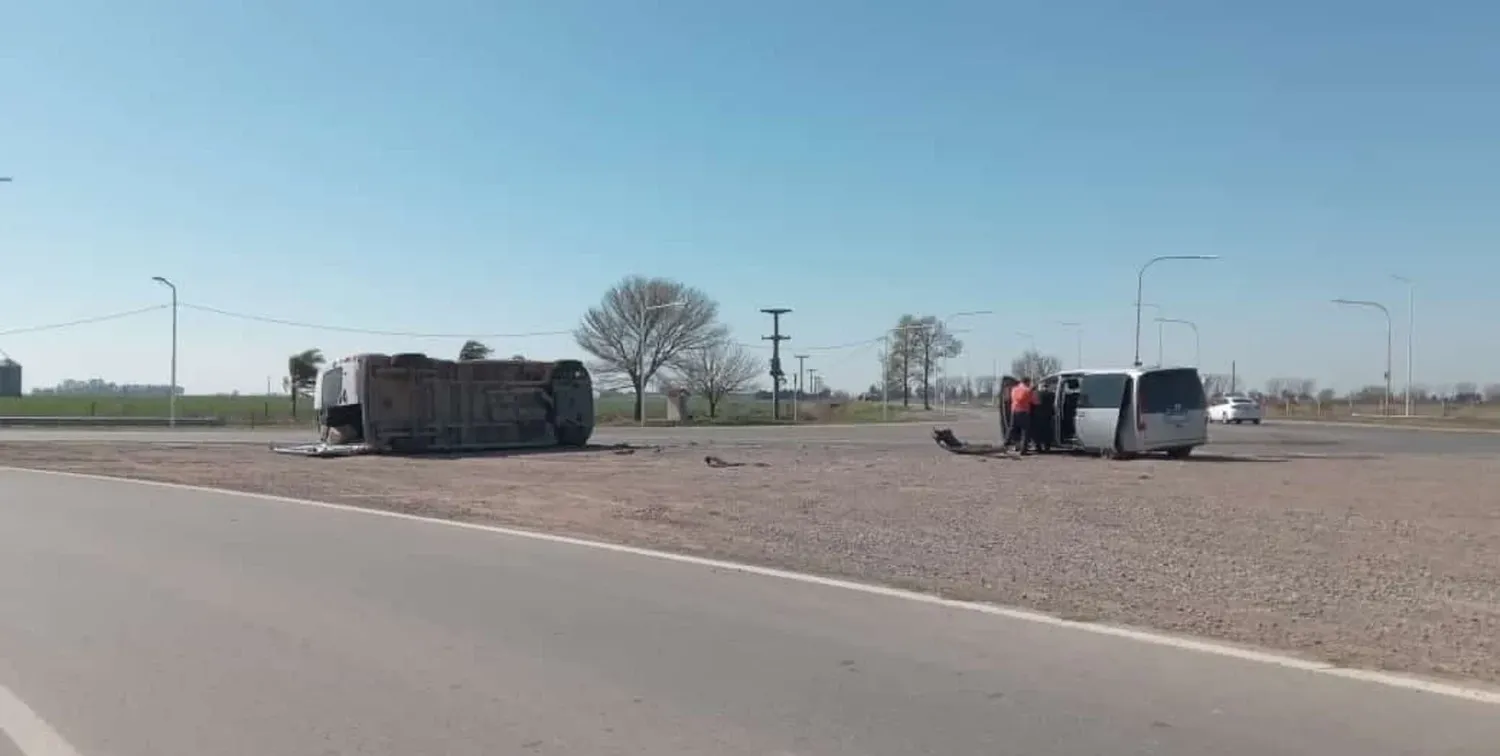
[0, 358, 21, 398]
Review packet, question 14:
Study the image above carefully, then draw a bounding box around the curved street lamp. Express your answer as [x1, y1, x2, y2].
[1332, 298, 1393, 416]
[1133, 255, 1218, 366]
[1154, 317, 1199, 367]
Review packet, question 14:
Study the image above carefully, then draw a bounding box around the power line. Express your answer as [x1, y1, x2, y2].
[0, 300, 894, 353]
[0, 305, 168, 338]
[180, 303, 575, 339]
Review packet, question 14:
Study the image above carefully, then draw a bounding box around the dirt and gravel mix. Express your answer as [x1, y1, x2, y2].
[3, 439, 1498, 685]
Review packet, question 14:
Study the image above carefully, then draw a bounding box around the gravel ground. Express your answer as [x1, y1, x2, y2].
[3, 439, 1498, 684]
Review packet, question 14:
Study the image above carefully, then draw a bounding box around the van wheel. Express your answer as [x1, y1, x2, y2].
[1166, 446, 1194, 459]
[1252, 419, 1261, 425]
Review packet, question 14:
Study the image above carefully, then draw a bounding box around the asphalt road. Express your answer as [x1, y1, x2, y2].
[2, 471, 1498, 756]
[2, 417, 1500, 456]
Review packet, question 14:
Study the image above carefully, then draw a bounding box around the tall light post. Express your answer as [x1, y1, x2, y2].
[1134, 255, 1218, 367]
[1058, 321, 1083, 368]
[151, 276, 178, 428]
[807, 368, 819, 397]
[940, 310, 994, 416]
[1392, 274, 1414, 417]
[638, 301, 685, 426]
[883, 323, 933, 421]
[1332, 298, 1393, 416]
[1154, 317, 1199, 367]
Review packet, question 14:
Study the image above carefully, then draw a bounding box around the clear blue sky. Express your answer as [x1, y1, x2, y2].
[3, 0, 1497, 395]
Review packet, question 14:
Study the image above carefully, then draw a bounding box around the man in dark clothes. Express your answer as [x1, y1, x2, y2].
[1028, 384, 1056, 452]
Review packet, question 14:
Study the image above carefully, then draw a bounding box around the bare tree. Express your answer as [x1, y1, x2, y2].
[669, 339, 761, 418]
[1484, 383, 1500, 403]
[1201, 373, 1233, 397]
[1010, 350, 1061, 381]
[1294, 378, 1317, 400]
[574, 276, 726, 421]
[458, 340, 493, 361]
[1453, 382, 1480, 403]
[881, 315, 922, 406]
[910, 315, 963, 410]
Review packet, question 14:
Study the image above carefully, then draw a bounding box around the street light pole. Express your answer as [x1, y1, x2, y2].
[1155, 317, 1199, 367]
[1133, 255, 1219, 367]
[638, 301, 685, 426]
[1392, 274, 1414, 417]
[940, 310, 994, 417]
[1332, 298, 1393, 416]
[1058, 322, 1083, 368]
[793, 354, 809, 423]
[151, 276, 178, 428]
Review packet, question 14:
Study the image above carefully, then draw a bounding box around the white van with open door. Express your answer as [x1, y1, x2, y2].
[1004, 366, 1209, 459]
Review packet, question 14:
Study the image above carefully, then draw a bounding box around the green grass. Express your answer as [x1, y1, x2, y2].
[0, 393, 932, 427]
[0, 395, 313, 426]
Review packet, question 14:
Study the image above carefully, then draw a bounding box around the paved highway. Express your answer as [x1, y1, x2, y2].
[2, 417, 1500, 456]
[2, 470, 1498, 755]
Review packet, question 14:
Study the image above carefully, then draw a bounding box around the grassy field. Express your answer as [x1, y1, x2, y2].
[0, 395, 312, 426]
[1262, 400, 1500, 429]
[0, 393, 931, 427]
[592, 393, 927, 426]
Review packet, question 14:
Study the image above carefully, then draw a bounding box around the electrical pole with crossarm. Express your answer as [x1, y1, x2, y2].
[760, 308, 792, 421]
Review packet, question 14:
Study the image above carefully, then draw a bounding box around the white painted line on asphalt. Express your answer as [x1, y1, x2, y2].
[6, 465, 1500, 708]
[0, 682, 83, 756]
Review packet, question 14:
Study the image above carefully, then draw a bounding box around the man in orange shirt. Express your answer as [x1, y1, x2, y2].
[1005, 377, 1037, 454]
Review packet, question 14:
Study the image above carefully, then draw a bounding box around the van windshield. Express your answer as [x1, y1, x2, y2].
[1139, 368, 1207, 413]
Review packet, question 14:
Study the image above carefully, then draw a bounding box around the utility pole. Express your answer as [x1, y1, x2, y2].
[760, 308, 792, 421]
[793, 354, 809, 423]
[807, 369, 819, 397]
[151, 276, 178, 428]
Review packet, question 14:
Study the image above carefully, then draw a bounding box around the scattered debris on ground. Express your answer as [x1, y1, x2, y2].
[932, 427, 1010, 456]
[704, 455, 771, 468]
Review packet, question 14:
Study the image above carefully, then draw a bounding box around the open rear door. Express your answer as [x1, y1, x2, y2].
[996, 375, 1020, 440]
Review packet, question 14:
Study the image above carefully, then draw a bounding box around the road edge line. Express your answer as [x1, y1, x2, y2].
[0, 680, 84, 756]
[5, 464, 1500, 708]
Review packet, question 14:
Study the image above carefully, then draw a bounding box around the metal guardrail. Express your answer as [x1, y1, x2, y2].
[0, 416, 226, 428]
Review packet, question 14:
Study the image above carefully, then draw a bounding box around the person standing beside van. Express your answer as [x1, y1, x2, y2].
[1006, 377, 1037, 454]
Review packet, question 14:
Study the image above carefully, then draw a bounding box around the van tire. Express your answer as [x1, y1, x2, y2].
[1252, 419, 1261, 425]
[1166, 446, 1194, 459]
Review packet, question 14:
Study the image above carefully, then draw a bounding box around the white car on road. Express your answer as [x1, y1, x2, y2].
[1209, 395, 1262, 425]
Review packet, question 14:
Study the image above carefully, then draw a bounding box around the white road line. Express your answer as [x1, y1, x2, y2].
[6, 465, 1500, 708]
[0, 682, 83, 756]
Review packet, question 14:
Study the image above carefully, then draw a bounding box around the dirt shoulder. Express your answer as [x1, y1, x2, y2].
[3, 440, 1498, 685]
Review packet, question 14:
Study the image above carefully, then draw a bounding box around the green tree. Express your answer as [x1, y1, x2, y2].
[458, 340, 493, 361]
[286, 348, 325, 419]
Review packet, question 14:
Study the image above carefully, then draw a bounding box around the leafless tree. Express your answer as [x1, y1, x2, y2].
[1010, 350, 1062, 381]
[1201, 373, 1233, 397]
[973, 375, 997, 400]
[910, 315, 963, 410]
[1484, 383, 1500, 403]
[670, 339, 761, 418]
[574, 276, 726, 421]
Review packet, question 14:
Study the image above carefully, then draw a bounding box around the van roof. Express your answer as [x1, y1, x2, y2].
[1047, 366, 1201, 378]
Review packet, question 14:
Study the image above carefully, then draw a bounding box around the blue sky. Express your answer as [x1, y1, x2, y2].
[2, 0, 1497, 395]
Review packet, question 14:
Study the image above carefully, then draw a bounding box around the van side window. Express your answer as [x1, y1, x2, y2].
[1077, 373, 1129, 409]
[1139, 368, 1208, 412]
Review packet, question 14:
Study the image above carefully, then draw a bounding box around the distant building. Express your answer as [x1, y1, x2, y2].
[0, 359, 20, 398]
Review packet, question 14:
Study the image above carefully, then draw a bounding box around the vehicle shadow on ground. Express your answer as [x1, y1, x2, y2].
[1185, 452, 1385, 463]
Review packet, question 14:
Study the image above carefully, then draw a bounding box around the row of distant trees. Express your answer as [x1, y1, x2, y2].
[1204, 375, 1499, 404]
